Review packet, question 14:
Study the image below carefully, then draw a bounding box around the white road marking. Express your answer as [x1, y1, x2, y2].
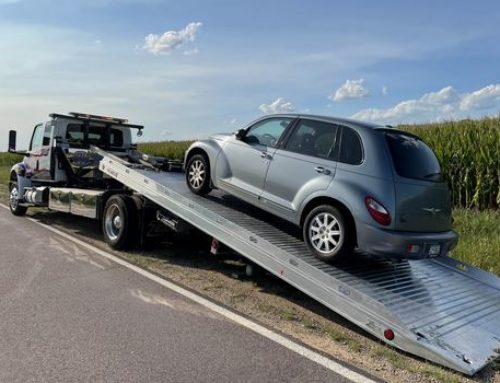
[1, 204, 376, 383]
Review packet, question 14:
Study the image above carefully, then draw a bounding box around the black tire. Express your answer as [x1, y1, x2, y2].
[9, 178, 27, 216]
[102, 195, 138, 250]
[303, 205, 354, 263]
[186, 154, 212, 195]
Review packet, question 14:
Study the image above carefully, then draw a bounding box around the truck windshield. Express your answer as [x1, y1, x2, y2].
[385, 132, 442, 182]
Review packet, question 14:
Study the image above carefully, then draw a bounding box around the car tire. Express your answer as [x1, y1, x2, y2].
[102, 194, 138, 250]
[303, 205, 354, 263]
[9, 179, 27, 216]
[186, 154, 212, 195]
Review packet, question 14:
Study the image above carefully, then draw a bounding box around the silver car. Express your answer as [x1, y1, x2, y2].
[184, 114, 458, 262]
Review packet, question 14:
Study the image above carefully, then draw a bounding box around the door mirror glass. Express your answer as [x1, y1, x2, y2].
[8, 130, 17, 152]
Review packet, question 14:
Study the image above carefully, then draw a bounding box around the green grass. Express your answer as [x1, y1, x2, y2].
[451, 209, 500, 274]
[138, 140, 193, 160]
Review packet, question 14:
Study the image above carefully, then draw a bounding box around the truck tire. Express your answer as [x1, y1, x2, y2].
[186, 154, 212, 195]
[303, 205, 354, 263]
[9, 179, 27, 216]
[102, 194, 138, 250]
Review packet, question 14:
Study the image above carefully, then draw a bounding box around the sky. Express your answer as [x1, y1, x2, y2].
[1, 0, 500, 149]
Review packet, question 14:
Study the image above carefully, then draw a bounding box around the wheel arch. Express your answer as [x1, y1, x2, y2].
[185, 147, 210, 166]
[300, 196, 357, 246]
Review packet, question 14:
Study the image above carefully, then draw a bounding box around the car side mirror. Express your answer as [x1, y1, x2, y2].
[235, 129, 246, 140]
[8, 130, 16, 152]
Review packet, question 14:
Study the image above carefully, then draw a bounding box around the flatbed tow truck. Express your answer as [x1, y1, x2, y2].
[7, 113, 500, 376]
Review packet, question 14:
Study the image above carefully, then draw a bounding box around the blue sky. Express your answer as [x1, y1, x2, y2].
[1, 0, 500, 148]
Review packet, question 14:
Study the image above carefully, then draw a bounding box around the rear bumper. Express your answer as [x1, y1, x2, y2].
[357, 222, 459, 259]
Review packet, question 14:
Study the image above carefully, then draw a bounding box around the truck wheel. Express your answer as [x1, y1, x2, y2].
[186, 154, 212, 195]
[303, 205, 354, 263]
[9, 180, 27, 216]
[102, 195, 138, 250]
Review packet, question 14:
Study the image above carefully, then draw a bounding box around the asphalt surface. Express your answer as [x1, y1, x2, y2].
[0, 207, 356, 383]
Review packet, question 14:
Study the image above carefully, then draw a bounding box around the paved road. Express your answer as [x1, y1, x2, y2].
[0, 207, 361, 383]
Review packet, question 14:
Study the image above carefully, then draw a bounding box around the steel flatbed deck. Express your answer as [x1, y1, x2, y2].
[98, 150, 500, 375]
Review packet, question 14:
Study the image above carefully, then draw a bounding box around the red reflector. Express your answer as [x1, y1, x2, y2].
[406, 244, 420, 254]
[384, 329, 395, 341]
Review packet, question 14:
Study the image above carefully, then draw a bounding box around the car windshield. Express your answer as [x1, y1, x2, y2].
[385, 132, 442, 182]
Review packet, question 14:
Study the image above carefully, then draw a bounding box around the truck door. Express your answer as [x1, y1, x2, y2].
[27, 123, 53, 181]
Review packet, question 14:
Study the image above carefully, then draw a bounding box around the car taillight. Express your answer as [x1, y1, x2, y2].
[365, 197, 391, 226]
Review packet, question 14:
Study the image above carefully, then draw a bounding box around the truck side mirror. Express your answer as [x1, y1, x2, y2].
[235, 129, 246, 140]
[8, 130, 17, 152]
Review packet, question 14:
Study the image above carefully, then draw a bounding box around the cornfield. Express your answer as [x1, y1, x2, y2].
[401, 117, 499, 210]
[138, 140, 193, 161]
[2, 117, 498, 210]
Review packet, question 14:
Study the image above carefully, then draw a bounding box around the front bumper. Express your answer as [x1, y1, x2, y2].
[356, 222, 459, 260]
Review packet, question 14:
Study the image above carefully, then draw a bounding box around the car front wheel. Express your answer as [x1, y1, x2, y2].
[303, 205, 354, 263]
[186, 154, 212, 195]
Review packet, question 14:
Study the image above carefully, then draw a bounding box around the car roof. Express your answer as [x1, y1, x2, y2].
[265, 113, 384, 131]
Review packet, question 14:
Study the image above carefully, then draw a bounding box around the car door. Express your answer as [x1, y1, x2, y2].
[26, 123, 52, 181]
[261, 118, 338, 221]
[217, 117, 294, 204]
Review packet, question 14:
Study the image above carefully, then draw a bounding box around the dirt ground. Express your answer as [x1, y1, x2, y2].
[9, 206, 500, 383]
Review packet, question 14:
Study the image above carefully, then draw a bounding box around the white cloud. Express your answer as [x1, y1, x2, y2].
[330, 79, 370, 101]
[352, 84, 500, 123]
[459, 84, 500, 111]
[420, 86, 459, 105]
[143, 22, 202, 55]
[382, 86, 388, 95]
[259, 97, 295, 114]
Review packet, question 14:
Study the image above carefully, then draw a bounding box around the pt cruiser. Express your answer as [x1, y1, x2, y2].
[184, 114, 458, 262]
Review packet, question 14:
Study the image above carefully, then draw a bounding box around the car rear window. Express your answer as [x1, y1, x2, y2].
[385, 132, 442, 181]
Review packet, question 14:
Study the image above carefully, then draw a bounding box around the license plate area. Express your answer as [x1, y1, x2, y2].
[427, 244, 441, 257]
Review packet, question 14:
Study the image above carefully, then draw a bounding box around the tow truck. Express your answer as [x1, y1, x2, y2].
[7, 113, 500, 375]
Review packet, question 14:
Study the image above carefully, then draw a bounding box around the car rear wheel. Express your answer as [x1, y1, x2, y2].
[9, 179, 27, 216]
[186, 154, 212, 195]
[102, 195, 138, 249]
[303, 205, 354, 263]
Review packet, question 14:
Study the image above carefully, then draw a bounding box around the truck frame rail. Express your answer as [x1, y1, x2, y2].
[97, 148, 500, 375]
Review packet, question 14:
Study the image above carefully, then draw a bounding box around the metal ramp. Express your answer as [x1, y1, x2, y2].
[98, 152, 500, 375]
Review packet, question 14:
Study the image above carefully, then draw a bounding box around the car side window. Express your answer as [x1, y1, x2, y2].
[284, 119, 338, 159]
[30, 124, 44, 151]
[245, 118, 292, 148]
[338, 126, 363, 165]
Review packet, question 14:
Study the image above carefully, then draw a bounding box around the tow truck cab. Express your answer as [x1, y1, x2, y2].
[8, 112, 144, 216]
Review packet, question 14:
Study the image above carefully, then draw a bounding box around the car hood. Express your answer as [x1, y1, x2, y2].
[210, 133, 233, 142]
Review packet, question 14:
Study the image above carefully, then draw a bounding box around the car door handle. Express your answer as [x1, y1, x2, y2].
[315, 166, 331, 175]
[261, 152, 272, 160]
